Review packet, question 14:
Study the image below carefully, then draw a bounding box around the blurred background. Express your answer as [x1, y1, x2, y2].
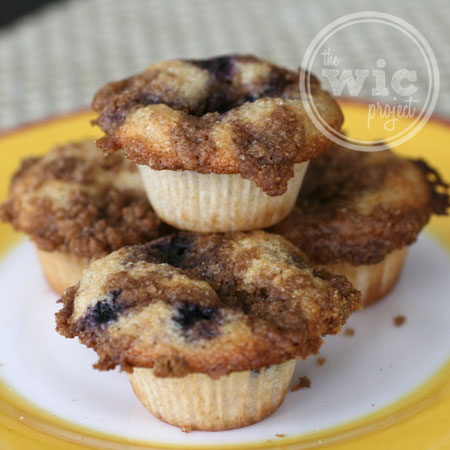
[1, 0, 449, 132]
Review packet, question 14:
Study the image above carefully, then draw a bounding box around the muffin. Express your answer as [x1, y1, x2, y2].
[91, 55, 343, 232]
[0, 140, 169, 294]
[271, 145, 449, 306]
[56, 231, 361, 430]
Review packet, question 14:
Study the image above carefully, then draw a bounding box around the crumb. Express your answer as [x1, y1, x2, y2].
[181, 426, 192, 433]
[276, 433, 286, 438]
[72, 399, 77, 402]
[344, 327, 355, 337]
[290, 376, 311, 391]
[0, 363, 4, 367]
[393, 315, 406, 327]
[371, 403, 375, 407]
[316, 357, 326, 366]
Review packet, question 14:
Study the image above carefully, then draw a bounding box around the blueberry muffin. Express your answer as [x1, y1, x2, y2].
[92, 55, 343, 232]
[0, 140, 169, 293]
[271, 145, 449, 306]
[56, 231, 361, 430]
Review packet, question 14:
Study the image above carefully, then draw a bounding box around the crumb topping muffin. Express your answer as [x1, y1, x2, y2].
[56, 231, 361, 377]
[271, 145, 449, 266]
[92, 55, 343, 196]
[0, 140, 168, 259]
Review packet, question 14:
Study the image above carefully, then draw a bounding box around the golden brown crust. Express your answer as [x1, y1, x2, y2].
[56, 231, 361, 377]
[92, 55, 343, 196]
[0, 141, 170, 258]
[271, 145, 449, 265]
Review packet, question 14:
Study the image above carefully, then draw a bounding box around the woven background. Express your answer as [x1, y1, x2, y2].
[1, 0, 449, 131]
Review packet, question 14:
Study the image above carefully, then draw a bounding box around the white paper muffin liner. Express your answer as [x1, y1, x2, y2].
[128, 360, 296, 431]
[138, 163, 309, 232]
[327, 247, 408, 306]
[34, 246, 90, 294]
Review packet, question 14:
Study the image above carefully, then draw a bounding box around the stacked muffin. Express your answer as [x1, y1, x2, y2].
[91, 55, 343, 232]
[1, 55, 449, 431]
[62, 55, 360, 431]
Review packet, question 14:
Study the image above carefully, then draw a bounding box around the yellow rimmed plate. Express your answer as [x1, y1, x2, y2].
[0, 101, 449, 450]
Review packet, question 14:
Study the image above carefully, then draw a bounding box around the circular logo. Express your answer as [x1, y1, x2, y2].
[300, 11, 440, 151]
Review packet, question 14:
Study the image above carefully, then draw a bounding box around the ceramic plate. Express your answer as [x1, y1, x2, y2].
[0, 101, 449, 450]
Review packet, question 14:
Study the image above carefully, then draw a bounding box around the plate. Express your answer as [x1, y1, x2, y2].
[0, 101, 449, 450]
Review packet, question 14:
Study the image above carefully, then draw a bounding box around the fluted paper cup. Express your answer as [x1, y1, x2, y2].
[327, 247, 408, 306]
[138, 163, 308, 232]
[128, 360, 296, 431]
[34, 246, 90, 294]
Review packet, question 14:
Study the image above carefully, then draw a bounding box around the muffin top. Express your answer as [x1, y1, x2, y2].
[56, 231, 361, 378]
[0, 140, 169, 258]
[271, 145, 449, 265]
[92, 55, 343, 196]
